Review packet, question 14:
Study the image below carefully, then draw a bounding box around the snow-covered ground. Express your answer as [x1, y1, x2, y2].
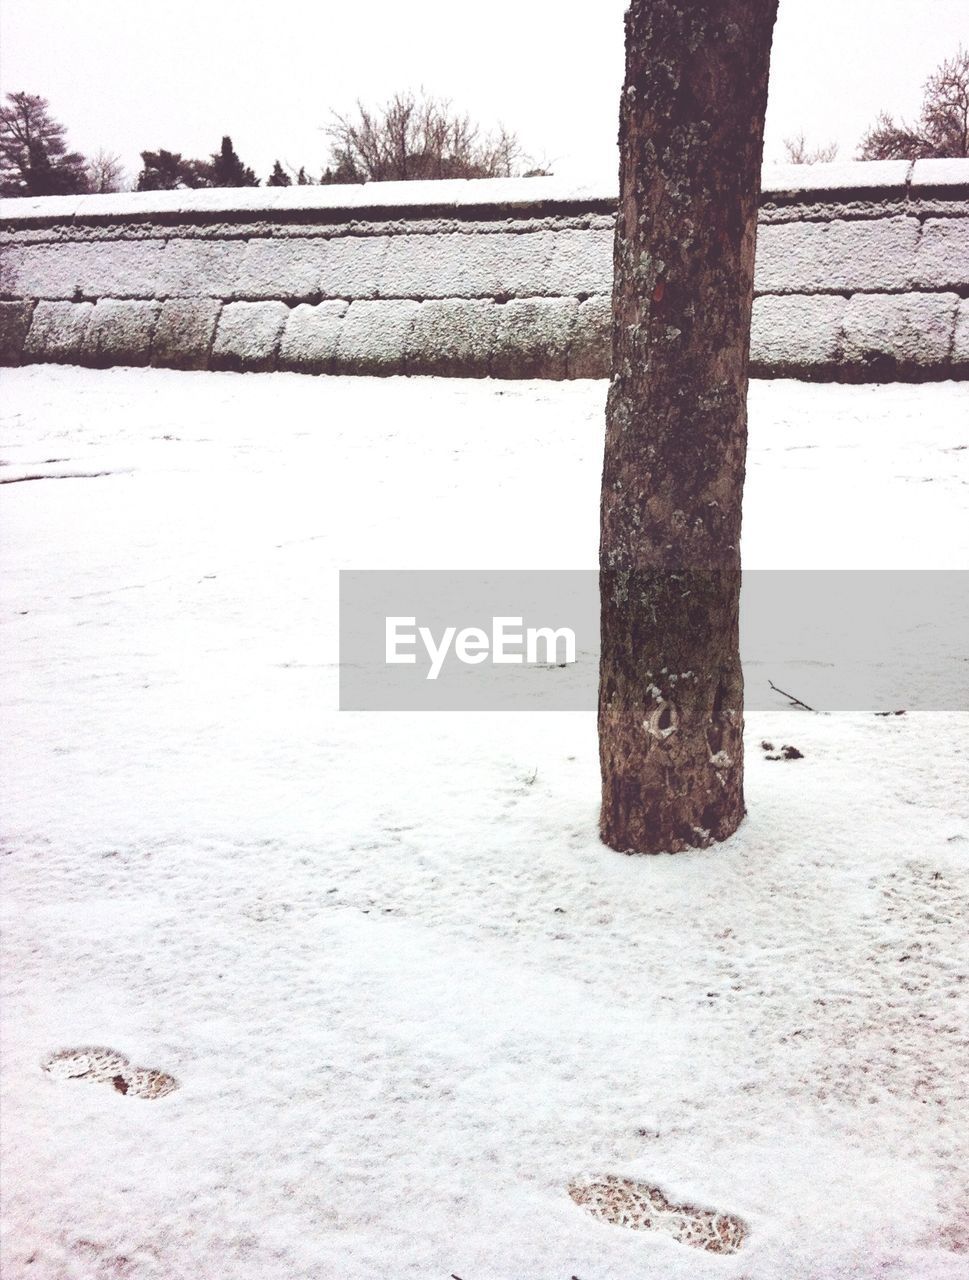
[1, 367, 967, 1280]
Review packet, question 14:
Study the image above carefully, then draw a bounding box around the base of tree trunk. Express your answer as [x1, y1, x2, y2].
[599, 569, 745, 854]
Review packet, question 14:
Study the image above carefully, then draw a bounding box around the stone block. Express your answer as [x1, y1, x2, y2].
[333, 300, 419, 374]
[377, 231, 556, 299]
[569, 295, 611, 377]
[318, 236, 389, 299]
[761, 159, 910, 199]
[0, 300, 34, 364]
[841, 292, 958, 368]
[0, 240, 168, 299]
[910, 158, 969, 193]
[152, 299, 222, 370]
[492, 297, 577, 379]
[158, 239, 248, 297]
[0, 243, 26, 296]
[750, 295, 847, 369]
[211, 301, 288, 371]
[234, 238, 331, 299]
[407, 299, 497, 375]
[546, 230, 613, 297]
[278, 301, 349, 373]
[914, 218, 969, 290]
[755, 217, 918, 293]
[23, 301, 94, 362]
[81, 299, 160, 366]
[951, 299, 969, 369]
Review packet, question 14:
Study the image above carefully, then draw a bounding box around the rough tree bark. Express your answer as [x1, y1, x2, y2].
[599, 0, 778, 853]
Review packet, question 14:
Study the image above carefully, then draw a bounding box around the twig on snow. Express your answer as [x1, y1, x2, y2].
[768, 680, 817, 712]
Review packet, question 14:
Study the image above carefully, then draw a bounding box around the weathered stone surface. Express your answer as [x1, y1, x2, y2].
[546, 230, 613, 296]
[23, 301, 94, 362]
[569, 295, 611, 377]
[0, 240, 168, 299]
[2, 164, 967, 381]
[406, 299, 497, 375]
[755, 216, 918, 293]
[211, 301, 288, 371]
[278, 301, 348, 373]
[318, 237, 388, 299]
[81, 299, 160, 366]
[492, 298, 577, 378]
[915, 218, 969, 289]
[234, 238, 331, 299]
[152, 299, 222, 370]
[377, 231, 556, 299]
[334, 300, 419, 374]
[158, 240, 248, 297]
[0, 300, 34, 364]
[952, 299, 969, 369]
[750, 294, 847, 368]
[0, 243, 25, 296]
[842, 292, 958, 368]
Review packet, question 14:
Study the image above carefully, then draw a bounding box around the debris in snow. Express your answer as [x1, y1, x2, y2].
[761, 742, 805, 761]
[768, 679, 818, 712]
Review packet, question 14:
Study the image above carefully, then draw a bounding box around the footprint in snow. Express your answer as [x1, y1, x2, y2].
[568, 1174, 747, 1254]
[42, 1046, 178, 1099]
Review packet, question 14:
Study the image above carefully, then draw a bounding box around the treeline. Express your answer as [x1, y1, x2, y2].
[785, 46, 968, 165]
[4, 48, 966, 196]
[137, 138, 358, 191]
[0, 89, 550, 197]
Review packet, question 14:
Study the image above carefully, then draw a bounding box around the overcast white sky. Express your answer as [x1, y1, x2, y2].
[1, 0, 966, 185]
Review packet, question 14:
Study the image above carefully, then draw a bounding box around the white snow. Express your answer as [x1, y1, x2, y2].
[0, 174, 619, 224]
[3, 159, 946, 224]
[760, 159, 911, 196]
[1, 368, 967, 1279]
[911, 158, 969, 191]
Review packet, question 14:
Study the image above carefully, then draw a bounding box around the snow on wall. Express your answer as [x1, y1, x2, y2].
[1, 160, 967, 379]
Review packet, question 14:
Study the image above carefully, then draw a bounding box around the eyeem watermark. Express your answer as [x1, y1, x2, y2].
[340, 569, 969, 711]
[386, 615, 576, 680]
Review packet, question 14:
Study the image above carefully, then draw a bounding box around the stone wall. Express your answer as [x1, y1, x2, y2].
[1, 160, 967, 379]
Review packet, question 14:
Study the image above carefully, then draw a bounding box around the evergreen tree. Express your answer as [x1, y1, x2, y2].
[0, 91, 90, 196]
[296, 166, 312, 185]
[267, 159, 291, 187]
[320, 150, 361, 185]
[210, 135, 258, 187]
[136, 149, 213, 191]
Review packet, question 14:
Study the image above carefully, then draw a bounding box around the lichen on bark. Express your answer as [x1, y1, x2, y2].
[599, 0, 779, 853]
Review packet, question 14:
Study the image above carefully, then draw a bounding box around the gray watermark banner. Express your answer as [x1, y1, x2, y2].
[339, 570, 969, 711]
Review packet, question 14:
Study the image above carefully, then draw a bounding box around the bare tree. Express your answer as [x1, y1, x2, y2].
[783, 132, 838, 164]
[325, 90, 528, 181]
[0, 91, 89, 196]
[87, 148, 126, 193]
[599, 0, 778, 854]
[859, 47, 969, 159]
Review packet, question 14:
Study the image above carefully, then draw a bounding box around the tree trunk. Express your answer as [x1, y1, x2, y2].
[599, 0, 778, 854]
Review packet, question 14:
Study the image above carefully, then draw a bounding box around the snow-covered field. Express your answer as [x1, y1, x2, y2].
[1, 367, 967, 1280]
